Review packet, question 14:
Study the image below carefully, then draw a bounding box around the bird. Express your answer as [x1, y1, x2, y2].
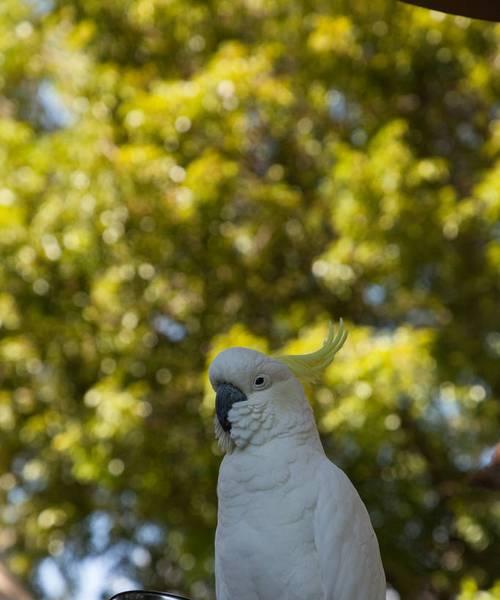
[209, 321, 386, 600]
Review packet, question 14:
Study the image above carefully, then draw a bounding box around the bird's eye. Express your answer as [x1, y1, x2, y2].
[253, 374, 269, 389]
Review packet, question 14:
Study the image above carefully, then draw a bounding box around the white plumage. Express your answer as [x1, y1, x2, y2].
[209, 330, 385, 600]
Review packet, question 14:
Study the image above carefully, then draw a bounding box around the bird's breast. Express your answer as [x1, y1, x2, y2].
[216, 448, 323, 600]
[217, 445, 319, 527]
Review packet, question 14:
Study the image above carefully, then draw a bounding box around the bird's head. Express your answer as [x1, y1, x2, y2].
[208, 320, 347, 453]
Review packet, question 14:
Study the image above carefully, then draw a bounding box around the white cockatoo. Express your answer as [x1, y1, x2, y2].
[209, 321, 385, 600]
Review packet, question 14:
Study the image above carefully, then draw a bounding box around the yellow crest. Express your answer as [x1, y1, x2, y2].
[274, 320, 347, 384]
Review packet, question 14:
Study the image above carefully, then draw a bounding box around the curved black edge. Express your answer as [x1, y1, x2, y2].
[108, 591, 191, 600]
[398, 0, 500, 22]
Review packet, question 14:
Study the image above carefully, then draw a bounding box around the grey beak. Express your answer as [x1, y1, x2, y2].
[216, 383, 247, 432]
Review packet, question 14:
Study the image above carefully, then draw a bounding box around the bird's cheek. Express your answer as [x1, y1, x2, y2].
[246, 389, 272, 404]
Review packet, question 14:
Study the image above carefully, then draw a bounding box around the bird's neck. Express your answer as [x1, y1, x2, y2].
[220, 388, 325, 455]
[231, 418, 323, 461]
[234, 397, 323, 455]
[272, 399, 323, 450]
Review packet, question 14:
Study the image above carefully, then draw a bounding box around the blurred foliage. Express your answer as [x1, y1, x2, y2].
[0, 0, 499, 598]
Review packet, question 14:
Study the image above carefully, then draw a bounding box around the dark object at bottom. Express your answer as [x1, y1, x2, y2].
[398, 0, 500, 21]
[108, 591, 191, 600]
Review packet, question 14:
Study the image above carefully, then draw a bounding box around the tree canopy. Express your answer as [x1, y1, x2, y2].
[0, 0, 499, 598]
